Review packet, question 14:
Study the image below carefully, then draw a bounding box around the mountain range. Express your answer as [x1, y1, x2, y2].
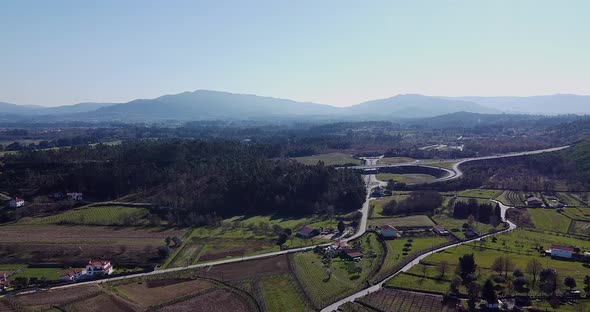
[1, 90, 589, 122]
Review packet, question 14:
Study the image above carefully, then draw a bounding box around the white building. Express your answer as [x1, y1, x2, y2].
[59, 269, 87, 281]
[85, 260, 114, 276]
[8, 198, 24, 208]
[550, 245, 574, 259]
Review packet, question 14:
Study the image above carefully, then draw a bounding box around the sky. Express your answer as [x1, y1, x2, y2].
[1, 0, 589, 107]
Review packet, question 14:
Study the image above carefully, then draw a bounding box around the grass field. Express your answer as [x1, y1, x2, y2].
[165, 214, 337, 267]
[377, 157, 414, 165]
[369, 215, 435, 229]
[19, 205, 149, 226]
[387, 229, 590, 296]
[259, 275, 308, 312]
[291, 233, 383, 308]
[375, 173, 436, 184]
[376, 236, 450, 282]
[358, 288, 455, 312]
[556, 192, 587, 207]
[456, 189, 503, 199]
[292, 153, 361, 166]
[569, 220, 590, 236]
[527, 208, 572, 233]
[432, 214, 498, 240]
[561, 207, 590, 221]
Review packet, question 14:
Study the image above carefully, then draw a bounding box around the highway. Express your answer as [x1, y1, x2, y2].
[8, 145, 568, 301]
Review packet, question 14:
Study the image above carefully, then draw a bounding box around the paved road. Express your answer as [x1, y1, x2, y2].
[321, 200, 517, 312]
[9, 146, 565, 296]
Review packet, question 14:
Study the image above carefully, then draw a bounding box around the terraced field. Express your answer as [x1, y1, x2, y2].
[357, 288, 454, 312]
[19, 205, 149, 226]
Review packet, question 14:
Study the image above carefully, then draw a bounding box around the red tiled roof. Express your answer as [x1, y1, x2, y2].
[89, 260, 111, 267]
[551, 245, 574, 252]
[346, 251, 364, 258]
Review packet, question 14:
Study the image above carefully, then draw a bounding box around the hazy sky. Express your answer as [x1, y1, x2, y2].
[1, 0, 589, 107]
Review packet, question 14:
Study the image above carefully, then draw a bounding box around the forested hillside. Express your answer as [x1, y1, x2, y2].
[0, 140, 366, 225]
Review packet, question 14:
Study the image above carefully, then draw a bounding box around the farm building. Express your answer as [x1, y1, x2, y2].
[8, 198, 24, 208]
[432, 225, 449, 236]
[526, 196, 544, 207]
[59, 269, 87, 281]
[464, 228, 479, 238]
[0, 272, 8, 291]
[371, 186, 385, 197]
[342, 250, 364, 261]
[66, 192, 83, 201]
[548, 245, 574, 259]
[296, 226, 320, 239]
[86, 260, 114, 276]
[379, 225, 401, 239]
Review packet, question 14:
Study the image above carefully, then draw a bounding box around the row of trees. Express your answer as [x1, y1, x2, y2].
[381, 191, 443, 216]
[452, 199, 502, 225]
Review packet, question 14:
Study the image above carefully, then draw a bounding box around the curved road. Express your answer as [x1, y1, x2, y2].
[10, 146, 566, 297]
[321, 200, 517, 312]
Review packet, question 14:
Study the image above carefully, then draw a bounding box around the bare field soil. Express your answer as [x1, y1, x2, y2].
[197, 254, 290, 282]
[63, 293, 138, 312]
[7, 285, 101, 309]
[358, 288, 454, 312]
[156, 289, 255, 312]
[0, 225, 186, 265]
[117, 279, 216, 307]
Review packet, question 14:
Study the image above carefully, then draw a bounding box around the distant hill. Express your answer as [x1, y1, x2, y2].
[449, 94, 590, 115]
[341, 94, 498, 118]
[2, 91, 590, 123]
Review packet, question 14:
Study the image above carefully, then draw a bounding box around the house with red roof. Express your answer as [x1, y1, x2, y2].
[85, 260, 114, 276]
[59, 269, 87, 282]
[8, 198, 24, 208]
[549, 245, 574, 259]
[379, 225, 401, 239]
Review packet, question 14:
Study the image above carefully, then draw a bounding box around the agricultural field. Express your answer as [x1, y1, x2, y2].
[115, 278, 216, 308]
[377, 157, 414, 165]
[1, 285, 102, 311]
[196, 254, 291, 282]
[375, 173, 436, 184]
[527, 208, 572, 233]
[19, 205, 149, 226]
[259, 275, 309, 312]
[387, 229, 590, 296]
[456, 189, 503, 199]
[292, 153, 361, 166]
[0, 264, 81, 280]
[357, 288, 456, 312]
[569, 220, 590, 236]
[561, 207, 590, 221]
[556, 192, 588, 207]
[431, 213, 498, 240]
[290, 233, 383, 308]
[165, 214, 338, 267]
[156, 288, 256, 312]
[0, 224, 186, 266]
[369, 215, 435, 229]
[375, 236, 451, 282]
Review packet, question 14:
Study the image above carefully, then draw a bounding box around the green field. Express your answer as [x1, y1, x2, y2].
[456, 189, 503, 199]
[0, 265, 75, 280]
[369, 215, 435, 229]
[375, 173, 436, 184]
[292, 153, 361, 166]
[259, 275, 308, 312]
[19, 206, 149, 226]
[291, 233, 383, 308]
[377, 157, 414, 165]
[165, 214, 338, 268]
[527, 208, 572, 233]
[376, 236, 450, 282]
[432, 214, 498, 240]
[562, 207, 590, 221]
[425, 162, 456, 170]
[387, 229, 590, 296]
[569, 220, 590, 236]
[556, 192, 587, 207]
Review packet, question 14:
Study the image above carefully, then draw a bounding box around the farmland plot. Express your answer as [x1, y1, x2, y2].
[358, 288, 453, 312]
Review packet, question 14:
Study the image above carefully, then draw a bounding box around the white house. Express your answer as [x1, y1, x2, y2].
[550, 245, 574, 259]
[66, 192, 83, 201]
[379, 225, 401, 239]
[59, 269, 87, 282]
[8, 198, 24, 208]
[85, 260, 114, 276]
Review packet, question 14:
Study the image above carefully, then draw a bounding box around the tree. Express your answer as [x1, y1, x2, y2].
[503, 257, 514, 277]
[157, 246, 170, 259]
[467, 282, 481, 312]
[458, 254, 476, 277]
[421, 264, 429, 277]
[564, 276, 577, 291]
[171, 236, 183, 247]
[526, 258, 542, 288]
[481, 279, 497, 306]
[584, 274, 590, 291]
[284, 228, 292, 236]
[165, 236, 171, 246]
[438, 260, 449, 278]
[491, 257, 504, 275]
[495, 203, 502, 221]
[276, 232, 288, 246]
[326, 268, 333, 281]
[338, 220, 345, 233]
[540, 269, 559, 296]
[450, 276, 462, 294]
[513, 268, 524, 277]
